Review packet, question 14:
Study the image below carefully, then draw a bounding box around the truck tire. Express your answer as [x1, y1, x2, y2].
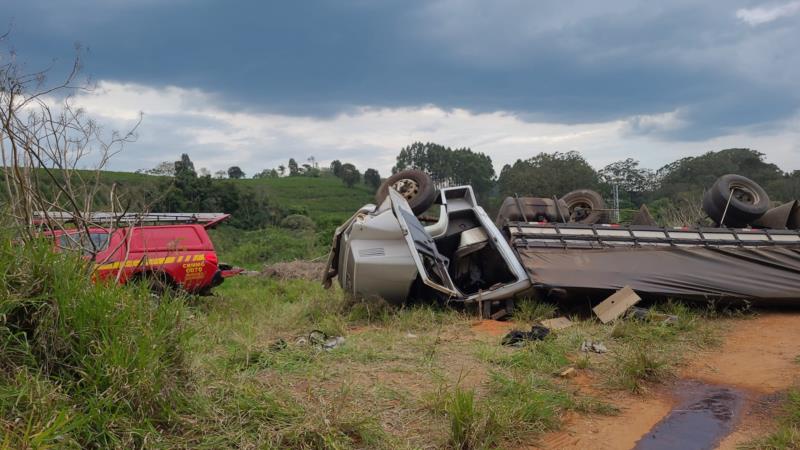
[132, 271, 176, 296]
[375, 169, 437, 215]
[560, 189, 606, 224]
[702, 174, 770, 227]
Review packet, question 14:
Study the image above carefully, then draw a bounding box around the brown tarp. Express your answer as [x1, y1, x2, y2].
[517, 245, 800, 303]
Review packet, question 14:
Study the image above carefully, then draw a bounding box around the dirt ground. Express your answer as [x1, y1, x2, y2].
[533, 311, 800, 450]
[261, 260, 325, 281]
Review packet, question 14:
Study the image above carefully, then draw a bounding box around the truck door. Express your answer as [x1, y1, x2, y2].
[388, 189, 460, 298]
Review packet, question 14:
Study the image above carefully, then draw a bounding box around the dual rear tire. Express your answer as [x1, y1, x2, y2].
[702, 174, 770, 227]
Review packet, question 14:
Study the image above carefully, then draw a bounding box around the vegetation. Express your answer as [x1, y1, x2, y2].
[0, 217, 727, 448]
[747, 389, 800, 449]
[394, 142, 496, 198]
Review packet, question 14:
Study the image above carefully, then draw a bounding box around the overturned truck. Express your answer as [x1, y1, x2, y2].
[323, 170, 800, 309]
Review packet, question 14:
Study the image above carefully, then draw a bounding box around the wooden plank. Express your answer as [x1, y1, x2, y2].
[593, 286, 641, 324]
[541, 317, 574, 330]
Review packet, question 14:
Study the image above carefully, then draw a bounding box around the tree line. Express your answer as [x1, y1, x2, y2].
[392, 142, 800, 211]
[143, 155, 383, 189]
[132, 145, 799, 231]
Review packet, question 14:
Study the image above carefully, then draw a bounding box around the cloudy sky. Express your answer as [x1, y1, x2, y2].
[4, 0, 800, 175]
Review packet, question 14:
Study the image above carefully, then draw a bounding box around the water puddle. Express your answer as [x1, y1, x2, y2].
[634, 380, 744, 450]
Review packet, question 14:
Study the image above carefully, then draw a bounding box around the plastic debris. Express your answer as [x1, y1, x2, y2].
[627, 306, 679, 324]
[322, 336, 345, 350]
[501, 324, 550, 347]
[580, 341, 608, 354]
[308, 330, 345, 351]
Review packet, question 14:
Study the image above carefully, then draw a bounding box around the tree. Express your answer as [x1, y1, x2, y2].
[330, 160, 343, 177]
[599, 158, 656, 205]
[1, 36, 141, 243]
[363, 168, 381, 189]
[214, 170, 227, 179]
[145, 161, 176, 176]
[228, 166, 245, 179]
[288, 158, 300, 176]
[497, 151, 600, 198]
[278, 165, 286, 176]
[252, 169, 279, 179]
[175, 153, 196, 177]
[393, 142, 495, 197]
[198, 167, 211, 177]
[340, 163, 361, 187]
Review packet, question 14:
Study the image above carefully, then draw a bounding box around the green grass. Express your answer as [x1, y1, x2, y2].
[745, 389, 800, 449]
[0, 232, 191, 448]
[209, 226, 326, 268]
[239, 175, 374, 230]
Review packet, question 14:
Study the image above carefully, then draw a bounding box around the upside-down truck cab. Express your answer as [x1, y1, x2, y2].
[323, 186, 531, 305]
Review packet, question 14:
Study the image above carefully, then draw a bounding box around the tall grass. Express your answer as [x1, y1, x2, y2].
[0, 229, 190, 447]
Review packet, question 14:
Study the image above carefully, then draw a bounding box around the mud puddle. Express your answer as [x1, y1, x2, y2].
[634, 380, 744, 450]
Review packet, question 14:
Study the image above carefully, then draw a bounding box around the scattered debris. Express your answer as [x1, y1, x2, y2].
[262, 261, 325, 281]
[541, 317, 574, 330]
[501, 324, 550, 347]
[559, 367, 577, 378]
[490, 308, 509, 320]
[322, 336, 345, 350]
[593, 286, 642, 324]
[269, 338, 287, 352]
[581, 340, 608, 354]
[627, 306, 679, 324]
[308, 329, 345, 351]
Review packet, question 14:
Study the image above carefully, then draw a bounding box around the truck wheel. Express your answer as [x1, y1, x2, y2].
[560, 189, 606, 224]
[375, 169, 437, 215]
[702, 174, 770, 227]
[133, 272, 175, 296]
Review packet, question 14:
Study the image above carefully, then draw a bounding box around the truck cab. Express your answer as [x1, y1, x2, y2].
[324, 186, 531, 305]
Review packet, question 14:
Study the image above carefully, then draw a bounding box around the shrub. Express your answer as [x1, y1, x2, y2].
[279, 214, 316, 231]
[0, 230, 191, 447]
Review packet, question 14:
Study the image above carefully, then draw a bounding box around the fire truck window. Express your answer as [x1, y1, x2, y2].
[59, 232, 109, 254]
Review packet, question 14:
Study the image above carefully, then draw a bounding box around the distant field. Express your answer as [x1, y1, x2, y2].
[239, 175, 374, 228]
[34, 169, 374, 225]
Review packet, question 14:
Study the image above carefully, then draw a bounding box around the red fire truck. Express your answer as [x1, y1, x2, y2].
[40, 212, 240, 294]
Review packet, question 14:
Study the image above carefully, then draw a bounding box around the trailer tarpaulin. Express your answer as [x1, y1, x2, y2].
[517, 245, 800, 303]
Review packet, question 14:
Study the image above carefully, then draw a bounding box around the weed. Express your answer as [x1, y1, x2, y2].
[745, 389, 800, 449]
[0, 231, 190, 447]
[442, 387, 499, 450]
[610, 347, 670, 393]
[513, 298, 557, 323]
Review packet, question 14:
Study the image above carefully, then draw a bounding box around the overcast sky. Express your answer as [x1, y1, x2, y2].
[3, 0, 799, 175]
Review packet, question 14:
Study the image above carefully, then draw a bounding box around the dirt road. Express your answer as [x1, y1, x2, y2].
[536, 311, 800, 450]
